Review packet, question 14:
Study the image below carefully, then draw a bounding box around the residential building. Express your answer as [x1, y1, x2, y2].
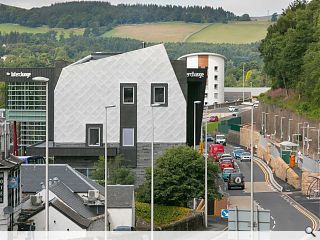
[20, 164, 135, 231]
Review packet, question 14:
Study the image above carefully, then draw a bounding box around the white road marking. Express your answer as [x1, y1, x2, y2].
[271, 216, 274, 220]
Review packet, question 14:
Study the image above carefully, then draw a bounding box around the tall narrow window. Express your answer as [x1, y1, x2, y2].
[151, 83, 168, 106]
[214, 66, 218, 71]
[214, 75, 218, 80]
[123, 87, 134, 104]
[214, 93, 218, 99]
[88, 127, 100, 146]
[154, 87, 165, 104]
[214, 84, 218, 90]
[122, 128, 134, 147]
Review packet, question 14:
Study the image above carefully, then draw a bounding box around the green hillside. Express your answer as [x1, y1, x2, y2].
[104, 21, 271, 44]
[0, 23, 84, 37]
[186, 21, 271, 44]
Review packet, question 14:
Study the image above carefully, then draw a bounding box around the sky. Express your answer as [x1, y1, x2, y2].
[0, 0, 294, 16]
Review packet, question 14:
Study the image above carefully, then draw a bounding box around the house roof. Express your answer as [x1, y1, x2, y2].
[21, 164, 104, 194]
[27, 198, 92, 229]
[178, 52, 227, 60]
[107, 185, 134, 208]
[49, 181, 96, 218]
[0, 155, 23, 169]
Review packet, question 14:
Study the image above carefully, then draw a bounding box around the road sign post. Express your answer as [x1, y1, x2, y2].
[221, 209, 229, 219]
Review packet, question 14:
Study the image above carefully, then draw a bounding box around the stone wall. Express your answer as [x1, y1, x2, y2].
[301, 171, 320, 196]
[134, 142, 185, 186]
[160, 212, 204, 231]
[240, 126, 260, 149]
[240, 103, 320, 158]
[256, 142, 301, 189]
[226, 130, 240, 146]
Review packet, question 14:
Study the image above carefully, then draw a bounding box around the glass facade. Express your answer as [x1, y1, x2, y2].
[6, 82, 46, 147]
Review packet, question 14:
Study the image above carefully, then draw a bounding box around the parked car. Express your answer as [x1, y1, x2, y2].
[219, 160, 233, 171]
[215, 134, 226, 146]
[219, 154, 235, 163]
[209, 144, 224, 161]
[113, 226, 136, 231]
[253, 100, 259, 108]
[240, 152, 251, 162]
[232, 108, 239, 116]
[228, 106, 236, 112]
[227, 172, 245, 190]
[209, 115, 219, 122]
[206, 134, 214, 142]
[232, 149, 245, 159]
[222, 167, 236, 181]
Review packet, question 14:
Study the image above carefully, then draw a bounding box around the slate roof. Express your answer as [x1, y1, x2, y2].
[21, 164, 104, 194]
[107, 185, 134, 208]
[0, 155, 23, 169]
[49, 181, 95, 218]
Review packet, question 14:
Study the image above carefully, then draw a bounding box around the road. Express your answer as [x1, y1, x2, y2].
[223, 145, 315, 231]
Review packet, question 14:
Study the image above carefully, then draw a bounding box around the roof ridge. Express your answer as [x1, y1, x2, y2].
[66, 165, 98, 191]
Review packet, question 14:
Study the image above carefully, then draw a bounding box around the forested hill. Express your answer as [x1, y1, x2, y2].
[0, 2, 242, 29]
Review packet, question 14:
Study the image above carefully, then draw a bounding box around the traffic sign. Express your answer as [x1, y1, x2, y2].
[221, 209, 229, 218]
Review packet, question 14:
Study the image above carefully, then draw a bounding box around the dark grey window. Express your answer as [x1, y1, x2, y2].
[154, 87, 165, 104]
[123, 87, 134, 104]
[151, 83, 168, 106]
[214, 75, 218, 80]
[86, 124, 103, 147]
[214, 66, 218, 71]
[122, 128, 134, 147]
[89, 128, 100, 146]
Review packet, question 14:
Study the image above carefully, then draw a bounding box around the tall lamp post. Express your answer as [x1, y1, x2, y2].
[242, 63, 245, 102]
[307, 125, 316, 156]
[104, 105, 116, 232]
[242, 101, 254, 231]
[273, 115, 279, 138]
[32, 76, 49, 231]
[311, 129, 320, 158]
[264, 112, 269, 137]
[280, 117, 286, 141]
[261, 112, 265, 135]
[151, 103, 160, 234]
[194, 101, 201, 150]
[297, 123, 302, 146]
[204, 106, 208, 228]
[288, 119, 293, 141]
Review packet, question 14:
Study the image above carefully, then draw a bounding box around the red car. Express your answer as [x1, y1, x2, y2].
[209, 115, 219, 122]
[219, 160, 233, 171]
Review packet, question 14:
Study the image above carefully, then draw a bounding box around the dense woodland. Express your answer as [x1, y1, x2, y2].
[0, 31, 265, 87]
[0, 2, 251, 31]
[259, 0, 320, 118]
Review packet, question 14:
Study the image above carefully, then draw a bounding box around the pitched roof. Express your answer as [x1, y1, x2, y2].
[107, 185, 134, 208]
[0, 155, 23, 169]
[50, 181, 96, 218]
[26, 198, 92, 229]
[21, 164, 104, 194]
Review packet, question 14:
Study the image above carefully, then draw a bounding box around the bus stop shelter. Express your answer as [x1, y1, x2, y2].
[280, 141, 299, 164]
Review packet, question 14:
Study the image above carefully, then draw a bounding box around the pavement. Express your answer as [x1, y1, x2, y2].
[206, 216, 228, 231]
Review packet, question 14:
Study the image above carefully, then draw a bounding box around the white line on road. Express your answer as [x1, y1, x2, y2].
[271, 216, 274, 220]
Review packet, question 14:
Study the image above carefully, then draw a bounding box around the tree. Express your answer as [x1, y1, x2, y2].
[92, 154, 135, 185]
[136, 145, 220, 207]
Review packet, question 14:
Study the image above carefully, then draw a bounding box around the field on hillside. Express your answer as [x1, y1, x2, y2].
[186, 21, 271, 44]
[0, 23, 84, 37]
[103, 22, 209, 42]
[104, 21, 271, 44]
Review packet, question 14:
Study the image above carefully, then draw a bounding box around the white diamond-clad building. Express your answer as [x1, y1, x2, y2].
[53, 44, 188, 184]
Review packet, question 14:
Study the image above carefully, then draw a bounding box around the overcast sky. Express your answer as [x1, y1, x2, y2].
[0, 0, 294, 16]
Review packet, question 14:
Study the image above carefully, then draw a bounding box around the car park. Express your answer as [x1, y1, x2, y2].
[219, 159, 233, 171]
[215, 134, 226, 145]
[240, 151, 251, 162]
[209, 115, 219, 122]
[232, 148, 245, 159]
[222, 168, 235, 181]
[227, 172, 245, 190]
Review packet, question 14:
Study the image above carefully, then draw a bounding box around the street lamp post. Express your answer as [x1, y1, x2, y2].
[307, 125, 316, 156]
[311, 129, 320, 157]
[273, 115, 279, 138]
[297, 123, 302, 146]
[302, 122, 308, 156]
[242, 63, 245, 102]
[242, 101, 254, 231]
[32, 76, 49, 231]
[151, 103, 160, 233]
[280, 117, 286, 141]
[194, 101, 201, 150]
[104, 105, 116, 232]
[288, 119, 293, 141]
[204, 106, 208, 228]
[264, 112, 269, 137]
[261, 112, 265, 135]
